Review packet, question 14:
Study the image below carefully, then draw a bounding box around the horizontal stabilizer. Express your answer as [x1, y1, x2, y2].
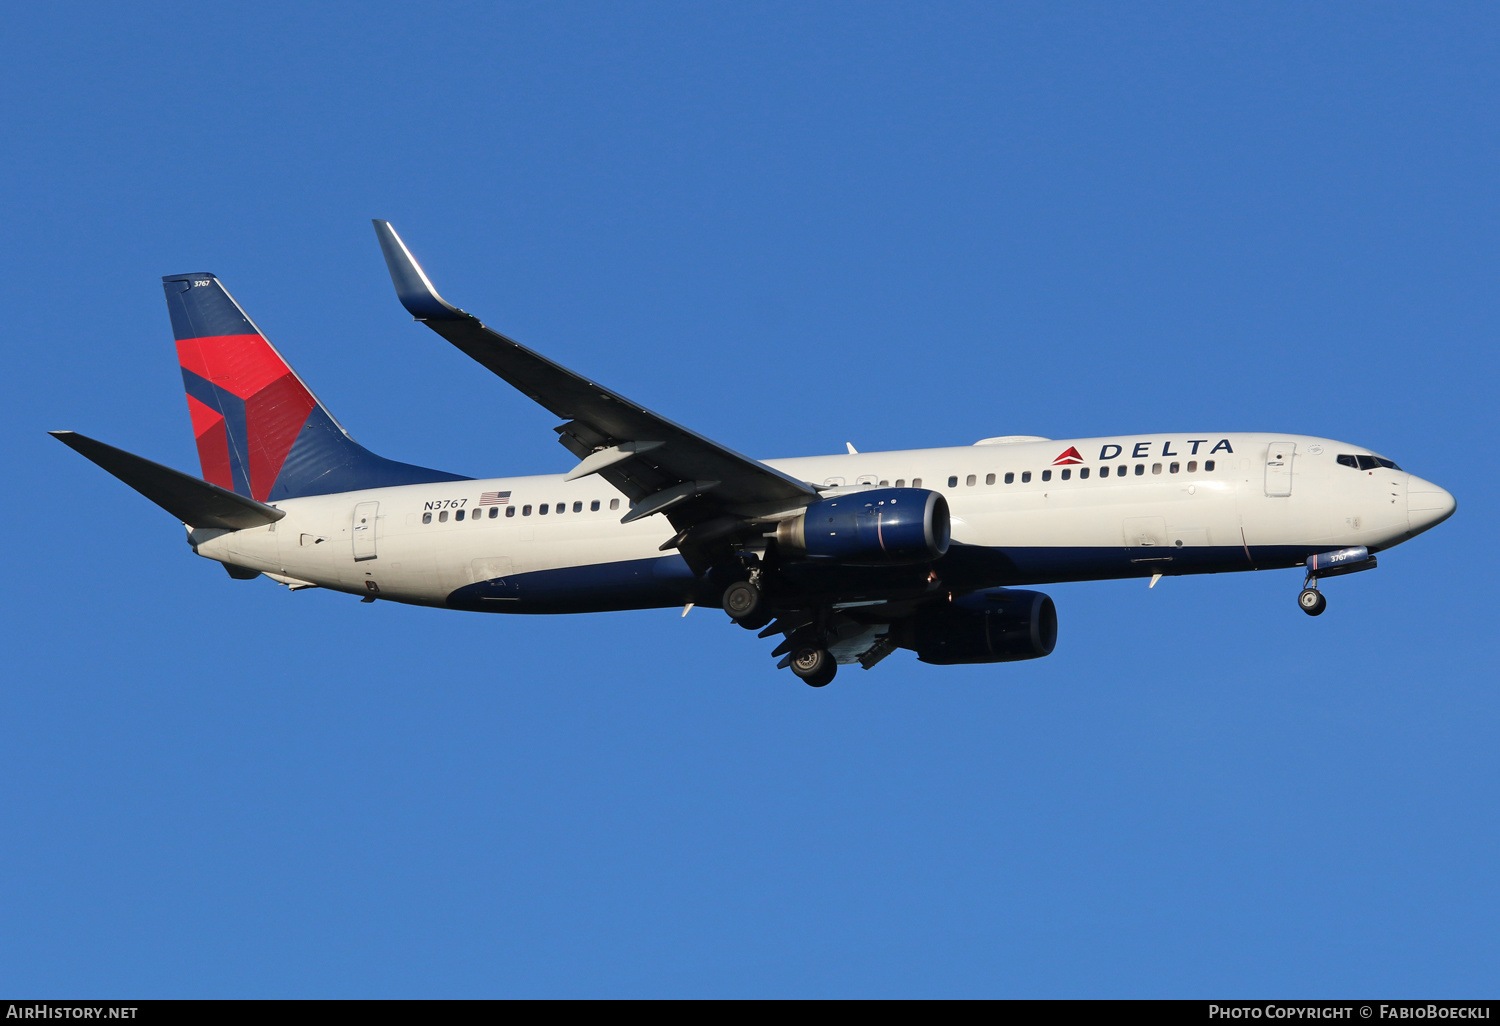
[50, 431, 286, 529]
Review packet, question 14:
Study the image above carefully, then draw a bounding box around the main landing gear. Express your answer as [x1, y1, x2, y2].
[721, 567, 848, 687]
[723, 580, 839, 687]
[788, 644, 837, 688]
[774, 616, 841, 688]
[722, 579, 772, 631]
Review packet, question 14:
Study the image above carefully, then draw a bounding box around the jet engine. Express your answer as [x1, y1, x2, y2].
[775, 488, 950, 565]
[901, 588, 1057, 665]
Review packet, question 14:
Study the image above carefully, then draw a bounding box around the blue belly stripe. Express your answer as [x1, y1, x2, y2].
[447, 554, 699, 614]
[445, 543, 1322, 615]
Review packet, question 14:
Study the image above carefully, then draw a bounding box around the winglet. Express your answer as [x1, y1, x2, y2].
[372, 220, 468, 321]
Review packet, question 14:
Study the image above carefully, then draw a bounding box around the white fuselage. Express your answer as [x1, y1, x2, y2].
[190, 433, 1453, 612]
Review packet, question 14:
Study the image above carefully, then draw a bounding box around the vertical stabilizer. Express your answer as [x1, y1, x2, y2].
[163, 273, 467, 500]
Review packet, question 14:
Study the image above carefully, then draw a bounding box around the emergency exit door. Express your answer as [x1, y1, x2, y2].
[352, 501, 379, 561]
[1264, 442, 1295, 497]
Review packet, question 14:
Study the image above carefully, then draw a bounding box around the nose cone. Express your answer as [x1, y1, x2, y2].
[1407, 475, 1456, 536]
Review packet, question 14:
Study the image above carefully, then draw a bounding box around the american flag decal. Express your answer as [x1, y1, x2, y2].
[479, 491, 511, 506]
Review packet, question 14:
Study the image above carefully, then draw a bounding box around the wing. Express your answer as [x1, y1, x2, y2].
[372, 220, 819, 562]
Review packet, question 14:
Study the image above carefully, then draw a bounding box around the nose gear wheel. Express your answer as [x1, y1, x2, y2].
[1298, 587, 1326, 616]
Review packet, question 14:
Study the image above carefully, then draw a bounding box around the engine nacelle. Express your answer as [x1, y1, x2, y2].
[776, 488, 950, 565]
[904, 589, 1058, 665]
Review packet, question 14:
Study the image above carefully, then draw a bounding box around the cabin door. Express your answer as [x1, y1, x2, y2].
[352, 501, 379, 561]
[1264, 442, 1295, 497]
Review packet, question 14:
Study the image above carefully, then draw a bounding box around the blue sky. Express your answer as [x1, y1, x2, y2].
[2, 2, 1497, 997]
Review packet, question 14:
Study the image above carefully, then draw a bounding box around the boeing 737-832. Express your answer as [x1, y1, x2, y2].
[53, 221, 1457, 686]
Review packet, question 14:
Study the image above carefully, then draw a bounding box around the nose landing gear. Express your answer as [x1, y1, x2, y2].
[1298, 586, 1327, 616]
[1296, 546, 1378, 617]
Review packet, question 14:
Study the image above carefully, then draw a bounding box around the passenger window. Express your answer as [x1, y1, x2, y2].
[1041, 470, 1052, 482]
[1135, 464, 1145, 476]
[1169, 462, 1179, 474]
[609, 498, 620, 510]
[895, 479, 905, 488]
[439, 510, 449, 522]
[489, 506, 498, 518]
[422, 512, 432, 524]
[912, 478, 922, 488]
[1100, 466, 1109, 478]
[878, 480, 888, 487]
[455, 509, 465, 521]
[1060, 469, 1070, 480]
[985, 473, 995, 485]
[1187, 461, 1197, 472]
[1151, 463, 1162, 475]
[506, 506, 516, 518]
[539, 504, 549, 515]
[1118, 465, 1127, 477]
[948, 476, 958, 488]
[1021, 471, 1031, 483]
[1080, 467, 1089, 479]
[1337, 454, 1359, 468]
[1205, 461, 1215, 472]
[522, 505, 532, 516]
[591, 500, 600, 511]
[573, 501, 582, 512]
[1004, 472, 1014, 484]
[964, 474, 974, 487]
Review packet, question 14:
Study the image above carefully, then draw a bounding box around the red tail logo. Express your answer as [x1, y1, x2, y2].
[1052, 446, 1084, 465]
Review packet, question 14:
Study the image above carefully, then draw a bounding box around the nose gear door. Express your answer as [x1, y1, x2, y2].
[1264, 441, 1295, 497]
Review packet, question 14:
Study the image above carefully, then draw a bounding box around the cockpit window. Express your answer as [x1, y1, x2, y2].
[1340, 453, 1403, 471]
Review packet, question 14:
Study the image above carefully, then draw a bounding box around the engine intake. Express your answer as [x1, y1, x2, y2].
[776, 488, 950, 565]
[904, 589, 1057, 665]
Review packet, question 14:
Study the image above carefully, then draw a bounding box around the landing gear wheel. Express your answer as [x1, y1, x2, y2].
[723, 580, 760, 619]
[1298, 588, 1327, 616]
[790, 645, 837, 687]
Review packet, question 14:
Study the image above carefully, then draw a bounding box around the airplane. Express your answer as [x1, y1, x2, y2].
[52, 221, 1457, 687]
